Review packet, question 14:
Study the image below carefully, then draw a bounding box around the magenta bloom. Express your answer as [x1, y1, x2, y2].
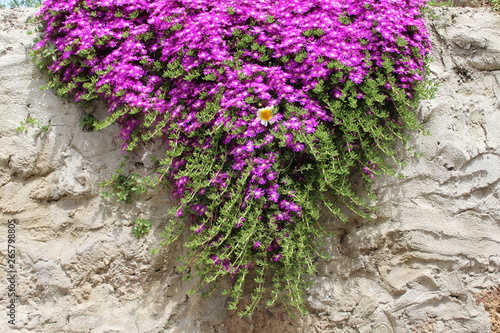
[253, 188, 265, 199]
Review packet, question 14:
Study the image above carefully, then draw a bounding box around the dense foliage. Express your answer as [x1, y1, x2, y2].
[33, 0, 434, 315]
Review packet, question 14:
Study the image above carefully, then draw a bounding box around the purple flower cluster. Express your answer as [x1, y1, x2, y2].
[35, 0, 429, 137]
[34, 0, 432, 307]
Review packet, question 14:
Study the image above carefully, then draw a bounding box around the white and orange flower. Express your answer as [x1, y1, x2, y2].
[256, 106, 276, 126]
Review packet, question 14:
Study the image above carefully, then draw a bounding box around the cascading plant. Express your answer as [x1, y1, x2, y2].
[31, 0, 435, 316]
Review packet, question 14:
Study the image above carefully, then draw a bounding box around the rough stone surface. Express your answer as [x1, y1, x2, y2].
[0, 6, 499, 333]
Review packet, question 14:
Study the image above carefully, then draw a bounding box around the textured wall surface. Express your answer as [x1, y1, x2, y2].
[0, 7, 499, 333]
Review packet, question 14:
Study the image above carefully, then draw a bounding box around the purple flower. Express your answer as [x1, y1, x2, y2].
[195, 223, 205, 233]
[190, 204, 207, 216]
[235, 218, 245, 228]
[253, 188, 265, 199]
[267, 186, 280, 202]
[267, 239, 280, 252]
[272, 253, 282, 262]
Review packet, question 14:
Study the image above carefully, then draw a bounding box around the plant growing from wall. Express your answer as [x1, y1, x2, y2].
[32, 0, 435, 315]
[490, 0, 500, 11]
[99, 159, 156, 202]
[16, 115, 49, 134]
[79, 113, 97, 131]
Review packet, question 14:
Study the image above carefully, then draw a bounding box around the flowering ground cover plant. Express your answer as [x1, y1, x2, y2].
[32, 0, 435, 315]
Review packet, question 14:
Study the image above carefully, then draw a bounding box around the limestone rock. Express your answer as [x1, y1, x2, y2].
[0, 6, 499, 333]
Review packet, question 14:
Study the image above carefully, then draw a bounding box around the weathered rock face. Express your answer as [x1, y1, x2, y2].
[0, 6, 499, 333]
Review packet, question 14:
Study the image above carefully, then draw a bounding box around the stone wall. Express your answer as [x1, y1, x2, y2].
[0, 7, 499, 333]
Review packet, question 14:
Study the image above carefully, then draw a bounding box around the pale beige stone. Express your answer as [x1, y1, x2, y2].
[0, 6, 499, 333]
